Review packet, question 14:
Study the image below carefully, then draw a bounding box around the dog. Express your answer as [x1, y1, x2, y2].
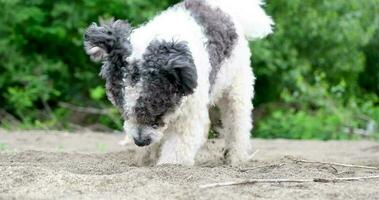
[84, 0, 273, 166]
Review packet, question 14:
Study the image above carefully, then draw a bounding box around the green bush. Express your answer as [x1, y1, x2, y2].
[360, 29, 379, 95]
[252, 0, 379, 139]
[253, 0, 379, 104]
[0, 0, 378, 139]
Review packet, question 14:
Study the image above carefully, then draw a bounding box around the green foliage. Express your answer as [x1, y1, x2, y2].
[251, 0, 379, 139]
[255, 110, 345, 140]
[0, 0, 378, 139]
[360, 29, 379, 95]
[90, 86, 106, 101]
[253, 0, 379, 104]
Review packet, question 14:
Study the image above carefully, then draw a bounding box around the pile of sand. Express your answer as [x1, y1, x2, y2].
[1, 130, 379, 199]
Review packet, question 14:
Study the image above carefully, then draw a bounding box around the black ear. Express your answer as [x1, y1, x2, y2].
[84, 19, 131, 62]
[163, 42, 198, 96]
[142, 40, 198, 96]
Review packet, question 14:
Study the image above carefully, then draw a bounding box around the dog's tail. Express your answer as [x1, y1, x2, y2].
[207, 0, 274, 40]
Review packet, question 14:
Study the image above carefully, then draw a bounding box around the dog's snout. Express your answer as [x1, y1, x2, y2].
[133, 128, 152, 147]
[133, 136, 152, 147]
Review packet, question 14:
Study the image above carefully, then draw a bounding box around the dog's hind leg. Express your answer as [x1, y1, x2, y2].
[218, 61, 255, 166]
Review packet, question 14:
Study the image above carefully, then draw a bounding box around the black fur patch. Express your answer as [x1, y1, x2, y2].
[134, 40, 197, 126]
[84, 20, 139, 112]
[184, 0, 238, 87]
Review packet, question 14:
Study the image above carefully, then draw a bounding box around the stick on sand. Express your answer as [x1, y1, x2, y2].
[286, 156, 379, 170]
[200, 176, 379, 188]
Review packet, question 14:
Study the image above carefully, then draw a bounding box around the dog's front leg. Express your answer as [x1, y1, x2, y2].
[156, 134, 202, 166]
[157, 116, 209, 166]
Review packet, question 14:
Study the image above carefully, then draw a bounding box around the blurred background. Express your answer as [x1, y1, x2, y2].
[0, 0, 378, 140]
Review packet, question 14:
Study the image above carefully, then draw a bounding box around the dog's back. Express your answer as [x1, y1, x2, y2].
[129, 0, 273, 93]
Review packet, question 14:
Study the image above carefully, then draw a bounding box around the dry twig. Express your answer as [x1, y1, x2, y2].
[286, 156, 379, 170]
[239, 163, 286, 172]
[59, 102, 113, 115]
[247, 150, 260, 161]
[200, 176, 379, 188]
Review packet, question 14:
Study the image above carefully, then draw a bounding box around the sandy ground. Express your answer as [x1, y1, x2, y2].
[1, 130, 379, 200]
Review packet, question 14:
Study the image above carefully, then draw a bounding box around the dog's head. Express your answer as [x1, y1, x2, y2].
[84, 20, 197, 146]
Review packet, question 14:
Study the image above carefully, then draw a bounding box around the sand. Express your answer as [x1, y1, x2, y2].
[1, 130, 379, 200]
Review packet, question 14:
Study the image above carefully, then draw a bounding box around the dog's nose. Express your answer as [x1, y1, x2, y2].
[133, 136, 152, 147]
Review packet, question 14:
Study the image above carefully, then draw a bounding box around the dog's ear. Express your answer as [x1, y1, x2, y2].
[84, 19, 132, 62]
[163, 42, 198, 96]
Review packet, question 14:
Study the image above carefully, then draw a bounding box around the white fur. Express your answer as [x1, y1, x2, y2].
[123, 0, 273, 166]
[207, 0, 274, 39]
[122, 82, 142, 116]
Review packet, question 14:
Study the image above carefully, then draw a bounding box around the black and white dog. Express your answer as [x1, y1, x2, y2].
[84, 0, 273, 166]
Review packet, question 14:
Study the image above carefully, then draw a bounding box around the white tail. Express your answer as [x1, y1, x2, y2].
[207, 0, 274, 40]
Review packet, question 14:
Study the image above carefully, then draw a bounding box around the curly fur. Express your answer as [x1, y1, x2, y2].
[185, 0, 238, 87]
[135, 40, 197, 126]
[84, 20, 139, 113]
[84, 0, 273, 166]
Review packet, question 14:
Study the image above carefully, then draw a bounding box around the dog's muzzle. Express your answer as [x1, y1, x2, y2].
[133, 137, 152, 147]
[133, 128, 152, 147]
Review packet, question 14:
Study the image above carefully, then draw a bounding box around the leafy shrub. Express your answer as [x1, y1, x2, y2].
[253, 0, 379, 105]
[251, 0, 379, 139]
[360, 29, 379, 95]
[253, 71, 379, 139]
